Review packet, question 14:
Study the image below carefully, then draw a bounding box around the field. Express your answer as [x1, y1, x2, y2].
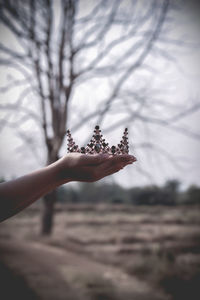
[0, 203, 200, 300]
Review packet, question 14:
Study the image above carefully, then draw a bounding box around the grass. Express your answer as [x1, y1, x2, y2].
[125, 245, 200, 299]
[0, 203, 200, 300]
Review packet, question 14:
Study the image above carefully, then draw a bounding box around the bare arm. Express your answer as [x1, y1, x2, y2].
[0, 153, 136, 222]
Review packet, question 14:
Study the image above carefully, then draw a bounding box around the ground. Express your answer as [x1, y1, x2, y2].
[0, 204, 200, 300]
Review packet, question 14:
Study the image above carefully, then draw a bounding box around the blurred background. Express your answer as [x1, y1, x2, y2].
[0, 0, 200, 299]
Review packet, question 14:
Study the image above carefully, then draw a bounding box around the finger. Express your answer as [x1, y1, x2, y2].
[96, 158, 132, 178]
[79, 153, 110, 166]
[100, 155, 136, 172]
[79, 153, 136, 166]
[102, 164, 125, 178]
[103, 158, 135, 177]
[89, 156, 136, 181]
[106, 162, 126, 173]
[109, 154, 137, 164]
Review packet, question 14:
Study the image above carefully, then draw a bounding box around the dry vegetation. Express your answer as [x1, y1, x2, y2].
[0, 203, 200, 300]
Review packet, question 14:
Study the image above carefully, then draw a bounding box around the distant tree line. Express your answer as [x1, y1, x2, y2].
[1, 176, 199, 205]
[57, 180, 200, 206]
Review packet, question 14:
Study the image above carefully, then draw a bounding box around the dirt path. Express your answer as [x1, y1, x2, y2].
[0, 238, 167, 300]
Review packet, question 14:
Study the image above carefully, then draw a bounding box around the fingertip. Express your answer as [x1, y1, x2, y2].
[116, 154, 137, 162]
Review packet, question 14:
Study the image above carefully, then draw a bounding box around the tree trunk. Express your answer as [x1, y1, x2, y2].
[41, 148, 59, 235]
[41, 190, 57, 235]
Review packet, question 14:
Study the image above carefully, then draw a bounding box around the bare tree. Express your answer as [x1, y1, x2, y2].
[0, 0, 199, 234]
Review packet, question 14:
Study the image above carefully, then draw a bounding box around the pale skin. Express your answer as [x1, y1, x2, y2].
[0, 153, 137, 222]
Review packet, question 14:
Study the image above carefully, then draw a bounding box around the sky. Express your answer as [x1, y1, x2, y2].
[0, 0, 200, 189]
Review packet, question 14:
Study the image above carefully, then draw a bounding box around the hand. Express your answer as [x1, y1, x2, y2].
[57, 153, 137, 183]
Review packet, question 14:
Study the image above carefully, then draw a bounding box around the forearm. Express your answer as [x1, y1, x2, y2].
[0, 161, 70, 222]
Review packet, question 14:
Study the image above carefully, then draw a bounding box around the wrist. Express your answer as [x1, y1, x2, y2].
[51, 157, 72, 186]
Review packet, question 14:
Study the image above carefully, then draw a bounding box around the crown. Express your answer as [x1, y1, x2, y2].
[66, 125, 129, 155]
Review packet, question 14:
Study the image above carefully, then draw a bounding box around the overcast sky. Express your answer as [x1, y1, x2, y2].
[0, 0, 200, 189]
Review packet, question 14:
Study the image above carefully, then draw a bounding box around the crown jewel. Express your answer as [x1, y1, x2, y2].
[66, 125, 129, 155]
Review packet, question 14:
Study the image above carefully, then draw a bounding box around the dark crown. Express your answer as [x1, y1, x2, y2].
[66, 125, 129, 155]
